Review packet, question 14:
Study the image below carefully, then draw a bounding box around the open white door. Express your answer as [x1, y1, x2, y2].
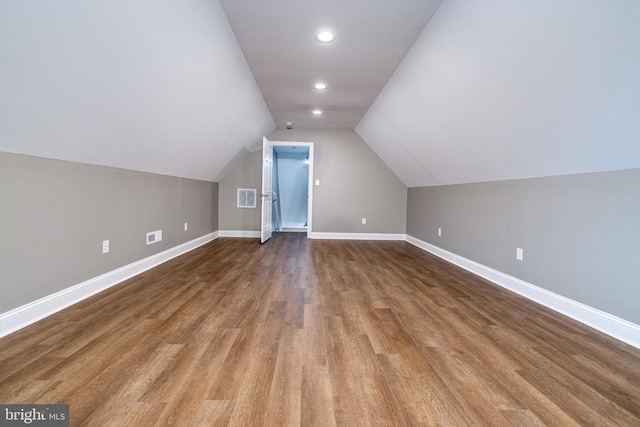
[260, 137, 273, 243]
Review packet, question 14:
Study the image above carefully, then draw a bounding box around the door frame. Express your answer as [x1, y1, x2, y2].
[269, 140, 314, 238]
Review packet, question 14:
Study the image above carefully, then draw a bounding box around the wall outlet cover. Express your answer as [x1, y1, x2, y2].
[102, 240, 109, 254]
[184, 222, 188, 231]
[516, 247, 524, 261]
[362, 218, 367, 225]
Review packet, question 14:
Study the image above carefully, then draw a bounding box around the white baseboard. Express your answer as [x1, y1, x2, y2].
[310, 232, 407, 240]
[218, 231, 406, 241]
[405, 235, 640, 349]
[219, 230, 261, 238]
[0, 231, 220, 339]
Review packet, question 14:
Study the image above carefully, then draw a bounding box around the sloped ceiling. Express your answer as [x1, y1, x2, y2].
[2, 1, 638, 187]
[219, 0, 442, 130]
[356, 0, 640, 187]
[0, 0, 274, 182]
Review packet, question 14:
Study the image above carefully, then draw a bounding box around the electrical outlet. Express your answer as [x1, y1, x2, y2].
[362, 218, 367, 225]
[516, 247, 524, 261]
[438, 227, 442, 237]
[315, 179, 320, 186]
[184, 222, 188, 231]
[102, 240, 109, 254]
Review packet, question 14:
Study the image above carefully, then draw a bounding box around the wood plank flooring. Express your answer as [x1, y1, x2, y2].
[1, 233, 639, 426]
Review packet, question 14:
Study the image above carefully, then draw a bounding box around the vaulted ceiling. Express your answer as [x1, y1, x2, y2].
[356, 0, 640, 186]
[0, 0, 275, 182]
[1, 1, 639, 186]
[219, 0, 442, 130]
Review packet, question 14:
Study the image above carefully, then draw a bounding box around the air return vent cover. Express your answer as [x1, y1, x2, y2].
[237, 188, 256, 208]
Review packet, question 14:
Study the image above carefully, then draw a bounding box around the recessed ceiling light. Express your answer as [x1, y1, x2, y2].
[312, 109, 322, 115]
[315, 31, 335, 43]
[314, 82, 327, 90]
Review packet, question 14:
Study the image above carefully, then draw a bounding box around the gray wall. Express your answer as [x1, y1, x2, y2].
[218, 129, 407, 234]
[218, 149, 263, 231]
[407, 169, 640, 324]
[0, 152, 219, 314]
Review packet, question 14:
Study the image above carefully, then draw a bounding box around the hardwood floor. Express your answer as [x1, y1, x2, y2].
[1, 233, 639, 426]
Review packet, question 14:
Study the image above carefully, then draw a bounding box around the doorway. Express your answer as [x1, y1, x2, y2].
[262, 139, 314, 241]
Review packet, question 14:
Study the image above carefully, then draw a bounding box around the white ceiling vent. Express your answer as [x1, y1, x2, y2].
[237, 188, 256, 208]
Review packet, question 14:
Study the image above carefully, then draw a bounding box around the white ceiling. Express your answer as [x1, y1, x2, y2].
[357, 0, 640, 186]
[2, 0, 638, 187]
[220, 0, 442, 130]
[0, 0, 274, 182]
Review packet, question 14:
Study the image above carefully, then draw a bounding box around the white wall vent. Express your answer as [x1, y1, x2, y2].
[237, 188, 256, 208]
[146, 230, 162, 245]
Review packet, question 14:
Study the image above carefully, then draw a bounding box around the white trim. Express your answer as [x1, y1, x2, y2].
[405, 235, 640, 349]
[0, 231, 219, 339]
[219, 230, 261, 238]
[310, 232, 407, 241]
